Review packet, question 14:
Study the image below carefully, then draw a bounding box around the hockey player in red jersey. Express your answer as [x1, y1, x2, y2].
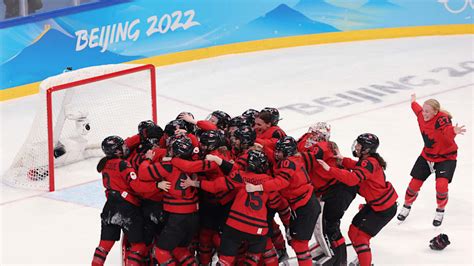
[247, 136, 320, 266]
[92, 136, 146, 266]
[397, 93, 466, 226]
[206, 125, 290, 264]
[194, 130, 234, 265]
[127, 120, 164, 171]
[139, 135, 219, 265]
[181, 150, 280, 266]
[318, 133, 398, 266]
[253, 108, 286, 150]
[297, 122, 357, 264]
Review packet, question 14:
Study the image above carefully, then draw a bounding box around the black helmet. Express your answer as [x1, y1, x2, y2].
[353, 133, 379, 157]
[276, 136, 297, 157]
[200, 130, 224, 151]
[241, 109, 259, 126]
[247, 150, 269, 174]
[210, 110, 231, 130]
[229, 116, 251, 128]
[165, 119, 187, 136]
[233, 125, 256, 147]
[170, 135, 194, 158]
[429, 234, 450, 250]
[261, 107, 280, 126]
[176, 111, 196, 134]
[102, 135, 125, 157]
[138, 120, 163, 142]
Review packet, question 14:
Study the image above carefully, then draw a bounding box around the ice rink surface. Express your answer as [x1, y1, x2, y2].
[1, 34, 473, 265]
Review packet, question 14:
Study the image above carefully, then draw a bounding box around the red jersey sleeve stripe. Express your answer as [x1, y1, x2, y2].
[278, 171, 292, 181]
[353, 169, 367, 181]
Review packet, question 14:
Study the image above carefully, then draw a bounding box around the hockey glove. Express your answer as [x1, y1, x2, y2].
[429, 233, 450, 250]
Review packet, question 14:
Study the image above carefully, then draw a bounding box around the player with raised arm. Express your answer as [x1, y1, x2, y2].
[397, 94, 466, 226]
[318, 133, 398, 266]
[92, 136, 146, 266]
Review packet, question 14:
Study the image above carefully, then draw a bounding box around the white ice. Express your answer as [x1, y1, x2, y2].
[1, 34, 473, 265]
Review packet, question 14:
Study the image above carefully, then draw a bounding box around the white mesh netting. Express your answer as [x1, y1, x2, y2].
[2, 64, 155, 190]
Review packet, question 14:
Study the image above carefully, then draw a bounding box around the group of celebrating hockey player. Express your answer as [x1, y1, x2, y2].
[91, 93, 465, 266]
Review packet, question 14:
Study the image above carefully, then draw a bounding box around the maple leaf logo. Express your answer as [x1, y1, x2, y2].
[421, 132, 436, 148]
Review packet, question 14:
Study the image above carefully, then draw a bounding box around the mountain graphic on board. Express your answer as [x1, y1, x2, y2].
[241, 4, 338, 39]
[1, 28, 142, 89]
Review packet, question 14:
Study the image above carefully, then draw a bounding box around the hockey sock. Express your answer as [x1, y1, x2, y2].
[404, 178, 424, 205]
[198, 228, 216, 265]
[243, 252, 261, 266]
[216, 255, 236, 266]
[92, 240, 114, 266]
[173, 247, 197, 266]
[155, 247, 177, 265]
[436, 177, 449, 210]
[262, 238, 279, 266]
[271, 220, 286, 251]
[126, 242, 146, 266]
[290, 239, 312, 266]
[348, 225, 372, 266]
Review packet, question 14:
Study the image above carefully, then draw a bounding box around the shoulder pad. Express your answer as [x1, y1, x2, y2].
[279, 159, 296, 171]
[272, 129, 283, 139]
[356, 159, 374, 173]
[161, 163, 173, 173]
[231, 172, 243, 183]
[435, 115, 452, 129]
[119, 160, 132, 172]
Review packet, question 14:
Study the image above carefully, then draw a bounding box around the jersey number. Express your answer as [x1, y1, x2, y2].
[245, 191, 263, 211]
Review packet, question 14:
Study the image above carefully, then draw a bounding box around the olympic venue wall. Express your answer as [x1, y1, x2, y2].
[0, 0, 472, 101]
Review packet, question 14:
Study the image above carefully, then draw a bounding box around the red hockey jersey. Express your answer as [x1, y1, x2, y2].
[412, 102, 458, 162]
[139, 158, 218, 214]
[99, 158, 141, 206]
[329, 157, 397, 212]
[299, 142, 340, 196]
[262, 156, 314, 211]
[200, 170, 282, 235]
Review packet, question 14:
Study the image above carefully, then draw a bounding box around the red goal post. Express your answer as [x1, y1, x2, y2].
[3, 64, 157, 191]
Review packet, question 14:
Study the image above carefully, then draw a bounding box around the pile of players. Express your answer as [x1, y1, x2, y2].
[92, 107, 398, 266]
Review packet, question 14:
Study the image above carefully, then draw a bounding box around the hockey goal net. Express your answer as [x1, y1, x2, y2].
[2, 64, 157, 191]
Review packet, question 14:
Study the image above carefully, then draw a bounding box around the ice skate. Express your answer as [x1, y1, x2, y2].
[397, 204, 411, 222]
[433, 208, 445, 227]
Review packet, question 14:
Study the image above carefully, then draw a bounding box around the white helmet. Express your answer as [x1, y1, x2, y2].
[308, 122, 331, 141]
